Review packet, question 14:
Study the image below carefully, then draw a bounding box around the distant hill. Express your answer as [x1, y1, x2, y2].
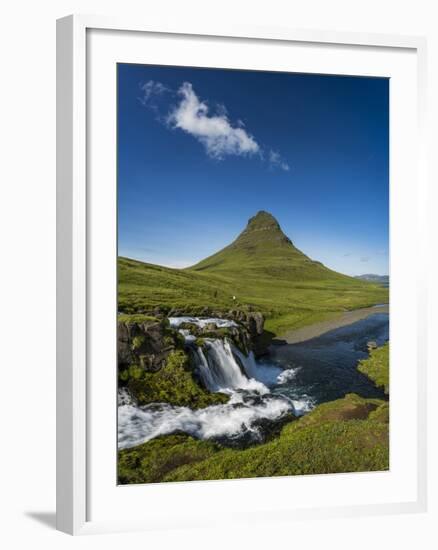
[118, 211, 388, 334]
[355, 274, 389, 287]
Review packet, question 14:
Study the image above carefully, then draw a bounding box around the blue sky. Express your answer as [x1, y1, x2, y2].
[118, 64, 389, 276]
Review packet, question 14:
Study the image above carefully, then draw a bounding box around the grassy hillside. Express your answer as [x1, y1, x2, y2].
[118, 393, 389, 484]
[118, 211, 388, 334]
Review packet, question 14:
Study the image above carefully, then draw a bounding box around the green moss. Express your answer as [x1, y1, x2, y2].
[163, 335, 175, 347]
[119, 364, 143, 383]
[118, 434, 220, 485]
[195, 338, 206, 347]
[118, 313, 158, 324]
[127, 350, 228, 409]
[174, 331, 186, 348]
[358, 343, 389, 394]
[131, 335, 145, 351]
[368, 402, 389, 423]
[296, 393, 383, 428]
[119, 369, 129, 382]
[118, 394, 389, 484]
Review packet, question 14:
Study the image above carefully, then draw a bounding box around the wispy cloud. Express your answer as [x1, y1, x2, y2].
[167, 82, 260, 159]
[268, 150, 290, 171]
[360, 256, 371, 263]
[139, 80, 169, 105]
[139, 80, 290, 170]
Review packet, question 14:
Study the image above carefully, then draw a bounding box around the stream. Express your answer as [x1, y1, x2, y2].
[118, 311, 388, 450]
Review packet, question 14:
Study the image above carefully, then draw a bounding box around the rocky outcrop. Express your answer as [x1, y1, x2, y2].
[222, 311, 267, 356]
[118, 315, 184, 373]
[118, 310, 268, 367]
[225, 310, 263, 334]
[176, 311, 266, 356]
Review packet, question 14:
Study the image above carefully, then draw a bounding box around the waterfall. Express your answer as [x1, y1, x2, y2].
[232, 346, 282, 387]
[118, 316, 315, 450]
[194, 339, 268, 394]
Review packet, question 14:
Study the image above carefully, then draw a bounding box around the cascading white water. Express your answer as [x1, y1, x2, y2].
[118, 392, 292, 450]
[233, 346, 282, 386]
[118, 316, 315, 450]
[169, 317, 238, 329]
[195, 339, 268, 394]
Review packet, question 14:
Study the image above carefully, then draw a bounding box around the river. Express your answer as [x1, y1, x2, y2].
[118, 308, 389, 450]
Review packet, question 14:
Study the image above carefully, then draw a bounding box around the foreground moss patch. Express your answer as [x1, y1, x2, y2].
[118, 394, 389, 484]
[124, 350, 229, 409]
[118, 313, 160, 324]
[358, 343, 389, 394]
[118, 434, 220, 484]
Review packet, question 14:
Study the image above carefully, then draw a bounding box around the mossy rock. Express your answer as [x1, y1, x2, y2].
[131, 335, 145, 351]
[118, 313, 159, 325]
[126, 350, 229, 409]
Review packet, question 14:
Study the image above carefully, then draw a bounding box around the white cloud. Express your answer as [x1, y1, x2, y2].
[269, 150, 290, 172]
[139, 80, 169, 105]
[139, 80, 290, 170]
[166, 82, 260, 159]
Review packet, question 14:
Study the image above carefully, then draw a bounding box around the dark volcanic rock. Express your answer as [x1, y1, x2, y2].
[246, 312, 264, 336]
[118, 317, 182, 372]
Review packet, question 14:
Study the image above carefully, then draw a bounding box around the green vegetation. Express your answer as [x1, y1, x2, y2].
[358, 343, 389, 394]
[118, 434, 220, 485]
[119, 364, 144, 382]
[131, 335, 145, 351]
[118, 313, 160, 324]
[264, 310, 340, 336]
[120, 350, 228, 409]
[118, 212, 388, 335]
[118, 393, 389, 484]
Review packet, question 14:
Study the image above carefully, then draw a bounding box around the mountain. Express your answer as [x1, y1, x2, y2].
[355, 274, 389, 287]
[190, 211, 349, 282]
[118, 211, 388, 334]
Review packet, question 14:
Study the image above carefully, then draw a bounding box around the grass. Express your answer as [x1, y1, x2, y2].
[118, 212, 388, 335]
[264, 310, 341, 336]
[117, 212, 390, 482]
[118, 393, 389, 484]
[358, 343, 390, 394]
[118, 313, 160, 324]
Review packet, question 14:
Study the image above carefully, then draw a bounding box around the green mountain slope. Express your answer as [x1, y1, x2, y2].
[118, 211, 388, 334]
[190, 211, 353, 282]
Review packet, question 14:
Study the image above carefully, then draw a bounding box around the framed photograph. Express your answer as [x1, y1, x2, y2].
[57, 15, 427, 535]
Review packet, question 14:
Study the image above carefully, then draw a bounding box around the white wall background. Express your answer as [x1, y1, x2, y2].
[0, 0, 436, 547]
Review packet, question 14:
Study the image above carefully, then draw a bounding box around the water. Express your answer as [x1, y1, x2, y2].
[118, 313, 388, 450]
[271, 313, 389, 405]
[118, 392, 292, 450]
[169, 317, 238, 329]
[194, 340, 268, 394]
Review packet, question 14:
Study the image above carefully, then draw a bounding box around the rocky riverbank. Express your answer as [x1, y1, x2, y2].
[117, 310, 268, 409]
[273, 304, 389, 345]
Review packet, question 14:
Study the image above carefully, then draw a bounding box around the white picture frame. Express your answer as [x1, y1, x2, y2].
[56, 14, 428, 535]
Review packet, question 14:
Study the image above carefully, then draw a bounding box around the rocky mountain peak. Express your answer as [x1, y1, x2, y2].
[245, 210, 281, 232]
